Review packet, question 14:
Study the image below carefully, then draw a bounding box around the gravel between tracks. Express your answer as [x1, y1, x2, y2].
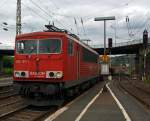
[118, 77, 150, 108]
[1, 107, 56, 121]
[0, 85, 17, 99]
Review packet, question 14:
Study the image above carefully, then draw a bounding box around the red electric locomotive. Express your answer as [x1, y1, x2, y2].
[13, 25, 100, 105]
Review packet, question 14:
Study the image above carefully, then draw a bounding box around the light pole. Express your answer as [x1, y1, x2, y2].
[94, 16, 115, 55]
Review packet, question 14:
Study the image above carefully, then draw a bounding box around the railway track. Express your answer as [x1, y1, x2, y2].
[1, 106, 56, 121]
[118, 77, 150, 108]
[0, 78, 101, 121]
[0, 85, 17, 99]
[0, 95, 23, 108]
[130, 79, 150, 95]
[0, 96, 28, 119]
[0, 93, 57, 121]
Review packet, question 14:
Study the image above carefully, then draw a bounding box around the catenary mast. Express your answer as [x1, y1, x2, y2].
[16, 0, 21, 35]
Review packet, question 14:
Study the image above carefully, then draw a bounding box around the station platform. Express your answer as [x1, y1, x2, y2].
[109, 80, 150, 121]
[0, 77, 12, 87]
[45, 81, 126, 121]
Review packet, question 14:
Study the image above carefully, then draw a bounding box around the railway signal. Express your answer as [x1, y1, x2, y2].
[143, 29, 148, 49]
[108, 38, 112, 49]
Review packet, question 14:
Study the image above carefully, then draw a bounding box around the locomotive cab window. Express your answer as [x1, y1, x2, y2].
[68, 39, 73, 55]
[16, 40, 37, 54]
[39, 39, 61, 54]
[16, 39, 61, 54]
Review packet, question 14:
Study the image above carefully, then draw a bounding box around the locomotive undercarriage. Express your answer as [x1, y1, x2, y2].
[14, 77, 100, 106]
[14, 82, 65, 106]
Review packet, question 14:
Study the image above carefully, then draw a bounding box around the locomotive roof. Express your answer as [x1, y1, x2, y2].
[67, 35, 99, 55]
[16, 31, 99, 55]
[16, 31, 65, 38]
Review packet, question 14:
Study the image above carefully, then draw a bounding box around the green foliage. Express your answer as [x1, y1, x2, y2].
[145, 75, 150, 85]
[3, 56, 14, 68]
[3, 68, 13, 75]
[146, 52, 150, 59]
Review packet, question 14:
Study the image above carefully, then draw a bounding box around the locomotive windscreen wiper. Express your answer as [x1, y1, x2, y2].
[39, 39, 61, 54]
[29, 45, 37, 54]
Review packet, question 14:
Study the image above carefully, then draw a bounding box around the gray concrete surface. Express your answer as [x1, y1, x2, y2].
[80, 90, 125, 121]
[110, 80, 150, 121]
[52, 81, 125, 121]
[0, 77, 12, 87]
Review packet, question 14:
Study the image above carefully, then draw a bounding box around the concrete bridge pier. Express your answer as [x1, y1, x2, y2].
[139, 54, 143, 80]
[134, 54, 140, 77]
[0, 56, 4, 74]
[138, 48, 149, 80]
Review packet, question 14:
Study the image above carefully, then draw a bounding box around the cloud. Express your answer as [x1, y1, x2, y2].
[0, 0, 150, 46]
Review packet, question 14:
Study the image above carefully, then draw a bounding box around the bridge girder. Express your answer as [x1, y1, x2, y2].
[94, 43, 143, 55]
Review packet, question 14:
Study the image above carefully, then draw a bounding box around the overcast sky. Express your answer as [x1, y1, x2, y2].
[0, 0, 150, 46]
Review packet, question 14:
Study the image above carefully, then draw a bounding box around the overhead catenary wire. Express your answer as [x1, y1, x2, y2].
[34, 0, 73, 30]
[22, 3, 50, 22]
[21, 1, 78, 36]
[74, 17, 79, 35]
[126, 16, 130, 37]
[134, 15, 150, 38]
[23, 0, 79, 35]
[25, 0, 136, 39]
[0, 23, 16, 32]
[81, 18, 86, 36]
[0, 0, 8, 8]
[126, 16, 135, 38]
[20, 4, 50, 33]
[0, 0, 138, 43]
[48, 0, 60, 10]
[128, 18, 134, 37]
[30, 0, 68, 29]
[30, 0, 53, 18]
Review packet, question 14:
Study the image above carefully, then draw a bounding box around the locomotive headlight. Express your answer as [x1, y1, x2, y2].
[56, 72, 63, 78]
[49, 72, 54, 77]
[15, 72, 20, 77]
[21, 72, 26, 77]
[46, 71, 63, 78]
[14, 71, 29, 78]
